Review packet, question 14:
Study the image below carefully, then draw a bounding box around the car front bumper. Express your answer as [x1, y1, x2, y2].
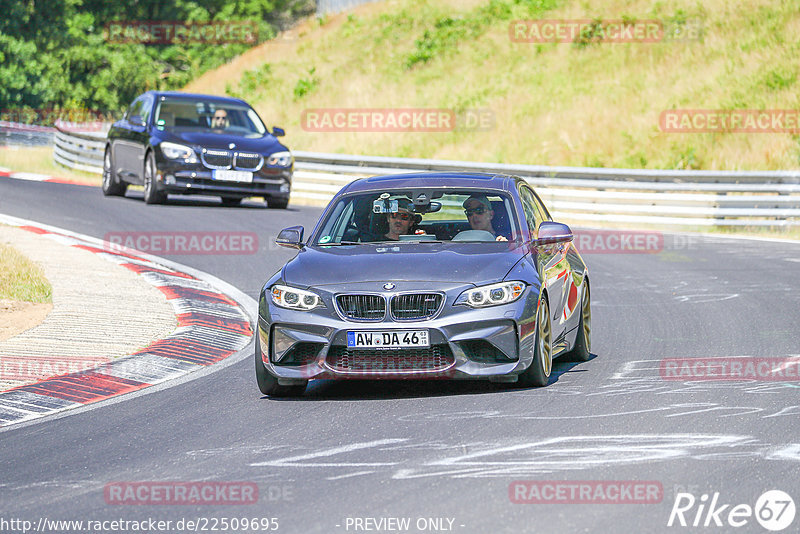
[155, 160, 292, 199]
[257, 283, 540, 382]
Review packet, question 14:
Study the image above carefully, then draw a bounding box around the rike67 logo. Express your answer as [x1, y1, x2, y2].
[668, 490, 795, 531]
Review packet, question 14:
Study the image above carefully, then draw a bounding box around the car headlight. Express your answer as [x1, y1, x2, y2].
[160, 142, 198, 163]
[454, 281, 526, 308]
[267, 151, 293, 167]
[270, 284, 324, 311]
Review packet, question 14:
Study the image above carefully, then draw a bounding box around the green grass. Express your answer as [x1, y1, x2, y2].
[0, 146, 101, 184]
[0, 241, 52, 303]
[185, 0, 800, 170]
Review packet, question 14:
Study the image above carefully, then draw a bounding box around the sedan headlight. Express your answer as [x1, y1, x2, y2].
[455, 281, 526, 308]
[160, 142, 198, 163]
[267, 151, 293, 167]
[270, 284, 324, 311]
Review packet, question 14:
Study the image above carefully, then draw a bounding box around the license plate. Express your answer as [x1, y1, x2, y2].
[347, 330, 429, 349]
[212, 170, 253, 182]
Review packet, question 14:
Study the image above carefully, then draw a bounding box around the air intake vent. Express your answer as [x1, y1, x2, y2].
[326, 345, 454, 373]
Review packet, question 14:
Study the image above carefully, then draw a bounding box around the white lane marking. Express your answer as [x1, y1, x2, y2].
[326, 471, 375, 480]
[784, 258, 800, 263]
[765, 444, 800, 461]
[763, 406, 800, 418]
[392, 434, 753, 479]
[674, 293, 739, 303]
[8, 172, 51, 181]
[250, 438, 407, 468]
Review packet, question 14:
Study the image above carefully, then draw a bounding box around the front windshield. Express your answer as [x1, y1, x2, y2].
[153, 97, 267, 137]
[313, 190, 521, 244]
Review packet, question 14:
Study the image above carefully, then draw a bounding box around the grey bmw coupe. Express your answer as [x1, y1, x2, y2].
[256, 173, 591, 396]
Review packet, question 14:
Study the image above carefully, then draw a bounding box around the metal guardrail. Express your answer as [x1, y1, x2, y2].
[51, 129, 800, 226]
[317, 0, 380, 15]
[53, 128, 106, 174]
[290, 152, 800, 227]
[0, 123, 55, 147]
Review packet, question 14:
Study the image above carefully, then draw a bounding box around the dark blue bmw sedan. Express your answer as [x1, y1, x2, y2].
[103, 91, 292, 207]
[255, 172, 592, 396]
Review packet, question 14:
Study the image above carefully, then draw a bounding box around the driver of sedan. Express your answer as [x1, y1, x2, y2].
[211, 109, 230, 130]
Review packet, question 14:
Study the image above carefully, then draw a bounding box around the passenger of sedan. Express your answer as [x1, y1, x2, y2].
[384, 199, 416, 240]
[463, 194, 508, 241]
[211, 109, 230, 130]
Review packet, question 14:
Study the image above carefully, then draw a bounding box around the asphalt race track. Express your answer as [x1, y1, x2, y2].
[1, 179, 799, 533]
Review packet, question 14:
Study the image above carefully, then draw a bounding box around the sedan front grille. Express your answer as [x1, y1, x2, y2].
[336, 294, 386, 321]
[326, 345, 454, 374]
[201, 149, 232, 169]
[390, 293, 443, 320]
[234, 152, 263, 171]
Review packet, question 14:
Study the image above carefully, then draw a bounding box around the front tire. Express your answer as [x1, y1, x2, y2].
[143, 151, 167, 205]
[220, 197, 242, 207]
[102, 147, 127, 196]
[517, 297, 552, 387]
[255, 335, 307, 397]
[266, 196, 289, 209]
[564, 281, 591, 362]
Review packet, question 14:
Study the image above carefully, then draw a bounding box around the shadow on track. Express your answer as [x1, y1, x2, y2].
[261, 354, 598, 401]
[120, 191, 301, 211]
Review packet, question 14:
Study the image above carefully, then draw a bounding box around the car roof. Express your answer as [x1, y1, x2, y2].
[144, 91, 250, 107]
[341, 172, 519, 194]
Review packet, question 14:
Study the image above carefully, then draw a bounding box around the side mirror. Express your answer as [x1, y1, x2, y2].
[536, 221, 573, 245]
[272, 126, 285, 137]
[276, 226, 304, 249]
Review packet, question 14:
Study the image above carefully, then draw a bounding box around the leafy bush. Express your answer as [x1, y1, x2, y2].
[0, 0, 314, 117]
[293, 66, 318, 100]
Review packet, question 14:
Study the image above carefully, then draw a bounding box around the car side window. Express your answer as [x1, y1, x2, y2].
[531, 189, 552, 222]
[126, 98, 144, 123]
[519, 186, 544, 235]
[139, 95, 154, 125]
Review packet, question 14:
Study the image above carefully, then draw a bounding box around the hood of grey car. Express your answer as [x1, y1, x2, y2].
[283, 242, 528, 287]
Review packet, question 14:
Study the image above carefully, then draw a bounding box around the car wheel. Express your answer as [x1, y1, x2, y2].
[102, 147, 127, 197]
[143, 152, 166, 205]
[517, 297, 552, 387]
[220, 197, 242, 207]
[255, 335, 307, 397]
[266, 196, 289, 209]
[564, 281, 591, 362]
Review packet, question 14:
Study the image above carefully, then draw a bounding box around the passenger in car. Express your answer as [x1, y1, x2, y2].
[463, 194, 508, 241]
